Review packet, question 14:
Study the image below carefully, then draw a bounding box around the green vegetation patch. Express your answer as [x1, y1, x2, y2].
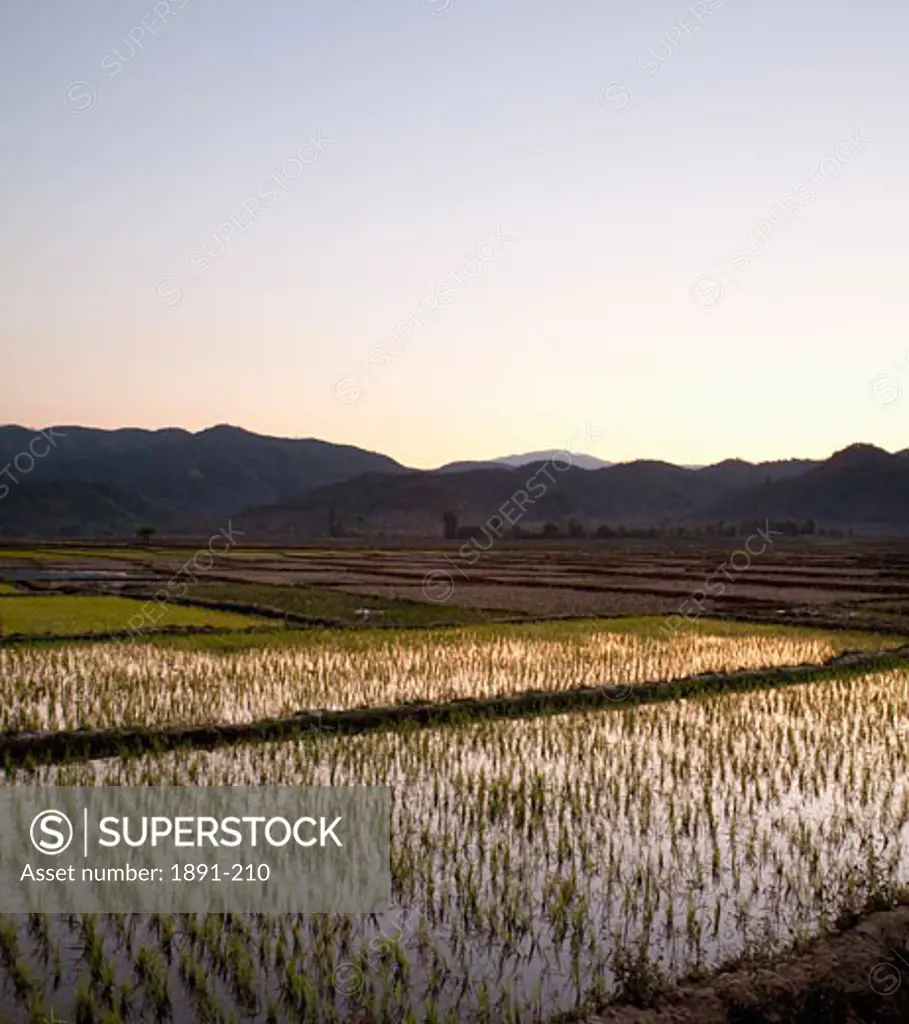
[0, 549, 71, 562]
[180, 581, 514, 629]
[0, 595, 270, 637]
[526, 615, 906, 651]
[139, 613, 904, 655]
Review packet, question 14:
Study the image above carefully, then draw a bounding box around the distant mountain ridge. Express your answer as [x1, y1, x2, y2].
[0, 424, 404, 536]
[699, 444, 909, 525]
[437, 451, 613, 473]
[239, 444, 906, 538]
[0, 426, 905, 538]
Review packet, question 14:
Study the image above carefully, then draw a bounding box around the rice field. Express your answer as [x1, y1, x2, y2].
[0, 595, 270, 638]
[0, 621, 872, 734]
[3, 663, 909, 1021]
[181, 580, 501, 627]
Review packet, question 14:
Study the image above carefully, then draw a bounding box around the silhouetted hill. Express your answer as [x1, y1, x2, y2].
[698, 444, 909, 526]
[241, 459, 724, 537]
[237, 452, 876, 538]
[437, 451, 612, 472]
[239, 446, 909, 538]
[0, 481, 157, 539]
[2, 427, 906, 538]
[692, 458, 819, 491]
[0, 424, 405, 537]
[435, 460, 511, 473]
[495, 451, 613, 471]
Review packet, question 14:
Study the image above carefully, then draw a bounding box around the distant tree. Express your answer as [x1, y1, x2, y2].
[595, 524, 614, 539]
[136, 526, 156, 546]
[542, 521, 561, 539]
[328, 506, 341, 538]
[443, 511, 459, 540]
[567, 517, 584, 539]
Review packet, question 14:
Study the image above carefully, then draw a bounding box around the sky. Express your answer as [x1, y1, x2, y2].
[1, 0, 907, 470]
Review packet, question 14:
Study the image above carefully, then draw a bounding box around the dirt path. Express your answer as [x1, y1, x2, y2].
[587, 905, 909, 1023]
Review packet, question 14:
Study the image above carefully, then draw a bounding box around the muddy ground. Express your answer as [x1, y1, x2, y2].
[9, 537, 909, 633]
[587, 904, 909, 1023]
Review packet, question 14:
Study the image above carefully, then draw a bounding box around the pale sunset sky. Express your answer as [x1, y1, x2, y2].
[1, 0, 906, 469]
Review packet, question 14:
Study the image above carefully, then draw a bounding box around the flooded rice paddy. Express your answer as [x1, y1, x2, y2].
[0, 627, 847, 734]
[2, 659, 908, 1021]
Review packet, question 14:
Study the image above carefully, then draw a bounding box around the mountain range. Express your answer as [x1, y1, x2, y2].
[437, 452, 613, 473]
[0, 425, 906, 539]
[0, 425, 404, 537]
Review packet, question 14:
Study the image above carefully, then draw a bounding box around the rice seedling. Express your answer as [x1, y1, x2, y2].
[0, 622, 865, 733]
[2, 663, 908, 1019]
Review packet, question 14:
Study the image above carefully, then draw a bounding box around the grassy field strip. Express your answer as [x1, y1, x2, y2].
[708, 611, 909, 638]
[154, 583, 501, 628]
[0, 594, 272, 637]
[3, 642, 908, 766]
[110, 615, 909, 650]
